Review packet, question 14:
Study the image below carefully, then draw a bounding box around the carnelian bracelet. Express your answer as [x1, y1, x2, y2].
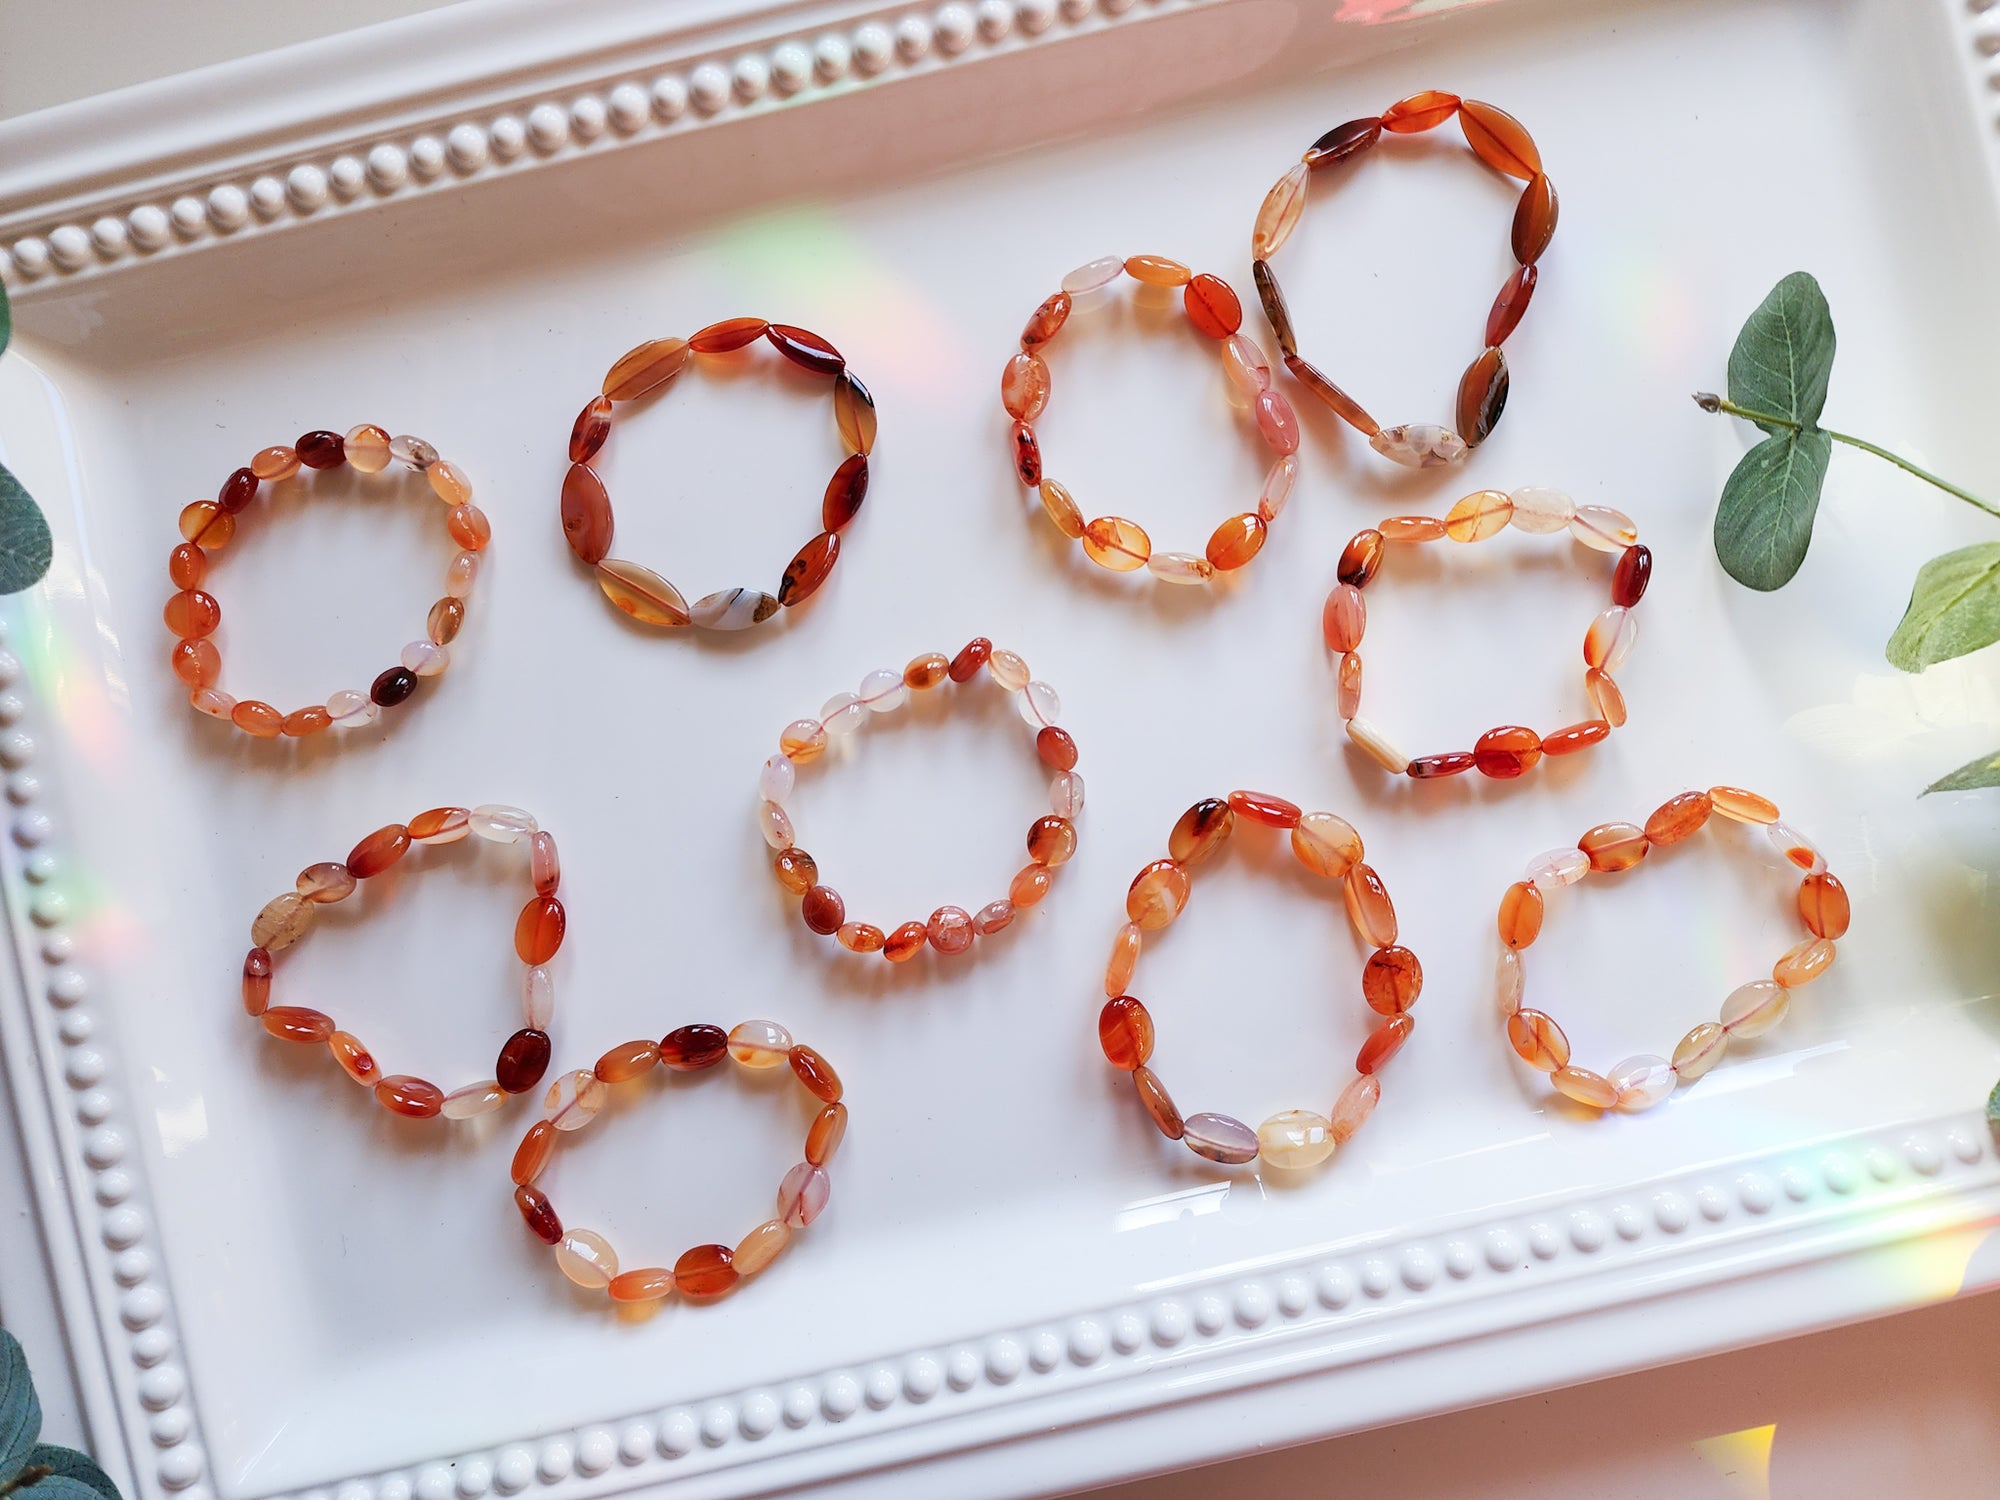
[1252, 90, 1557, 468]
[561, 319, 873, 630]
[240, 804, 562, 1119]
[1006, 255, 1300, 583]
[762, 637, 1082, 959]
[1498, 787, 1846, 1112]
[170, 425, 485, 736]
[1099, 791, 1417, 1170]
[1331, 487, 1648, 780]
[511, 1020, 844, 1305]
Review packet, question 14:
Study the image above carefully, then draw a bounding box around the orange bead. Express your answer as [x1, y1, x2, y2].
[689, 317, 768, 353]
[1507, 1008, 1569, 1071]
[1455, 347, 1509, 449]
[1497, 881, 1542, 949]
[250, 445, 300, 481]
[1472, 725, 1542, 779]
[1026, 814, 1077, 865]
[515, 1185, 562, 1244]
[1183, 273, 1242, 338]
[767, 324, 845, 375]
[446, 502, 490, 550]
[512, 1120, 557, 1185]
[1343, 864, 1397, 947]
[1001, 352, 1050, 421]
[164, 590, 220, 639]
[1774, 936, 1836, 988]
[1512, 173, 1560, 264]
[515, 895, 566, 964]
[594, 1039, 659, 1083]
[1578, 821, 1649, 873]
[374, 1075, 443, 1118]
[262, 1006, 333, 1044]
[904, 653, 950, 690]
[1020, 292, 1070, 349]
[1205, 513, 1267, 571]
[789, 1044, 843, 1103]
[674, 1244, 738, 1299]
[281, 706, 331, 737]
[773, 846, 817, 895]
[1009, 863, 1052, 907]
[409, 806, 471, 844]
[1227, 789, 1301, 828]
[884, 921, 929, 963]
[1798, 872, 1850, 940]
[838, 922, 886, 953]
[241, 946, 272, 1016]
[806, 1102, 848, 1165]
[328, 1030, 379, 1085]
[1168, 797, 1235, 865]
[1134, 1066, 1183, 1140]
[777, 531, 840, 609]
[1459, 99, 1542, 179]
[1379, 515, 1448, 543]
[1082, 516, 1151, 571]
[170, 639, 220, 688]
[1124, 254, 1191, 287]
[822, 454, 870, 532]
[1321, 583, 1366, 653]
[1126, 859, 1190, 930]
[1104, 923, 1142, 997]
[1709, 786, 1779, 824]
[1036, 727, 1078, 773]
[168, 543, 205, 589]
[1356, 1014, 1414, 1074]
[1551, 1066, 1617, 1109]
[1444, 489, 1513, 543]
[230, 700, 283, 738]
[346, 824, 411, 880]
[1645, 791, 1712, 847]
[178, 501, 233, 548]
[602, 337, 691, 400]
[1361, 946, 1423, 1015]
[1540, 720, 1609, 757]
[1585, 668, 1627, 728]
[1099, 996, 1155, 1070]
[1381, 89, 1460, 133]
[608, 1268, 677, 1304]
[1338, 529, 1384, 587]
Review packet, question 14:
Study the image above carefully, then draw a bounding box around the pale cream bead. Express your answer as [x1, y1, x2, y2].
[1509, 485, 1576, 533]
[401, 640, 449, 677]
[441, 1080, 507, 1119]
[1345, 715, 1410, 774]
[858, 667, 908, 712]
[1146, 551, 1214, 585]
[758, 800, 795, 850]
[1760, 820, 1826, 876]
[1257, 455, 1298, 523]
[1495, 949, 1524, 1015]
[1720, 979, 1789, 1037]
[820, 691, 867, 738]
[1050, 771, 1085, 819]
[555, 1228, 618, 1289]
[1329, 1074, 1379, 1143]
[1061, 255, 1123, 295]
[987, 648, 1031, 692]
[1017, 680, 1060, 728]
[1370, 424, 1466, 468]
[471, 803, 537, 842]
[444, 550, 479, 598]
[326, 688, 379, 728]
[344, 424, 392, 473]
[1568, 504, 1639, 553]
[728, 1019, 793, 1067]
[1258, 1109, 1335, 1170]
[544, 1068, 607, 1130]
[1526, 847, 1589, 893]
[1672, 1021, 1729, 1080]
[389, 433, 439, 471]
[523, 965, 555, 1029]
[1221, 333, 1270, 401]
[734, 1218, 791, 1276]
[758, 754, 796, 803]
[1610, 1054, 1676, 1112]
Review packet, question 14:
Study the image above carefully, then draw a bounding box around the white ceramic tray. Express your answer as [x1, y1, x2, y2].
[5, 0, 2000, 1496]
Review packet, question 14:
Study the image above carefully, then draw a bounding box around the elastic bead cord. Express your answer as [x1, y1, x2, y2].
[1099, 791, 1419, 1171]
[1006, 257, 1299, 586]
[561, 319, 874, 632]
[761, 638, 1082, 960]
[170, 426, 483, 737]
[1331, 487, 1648, 780]
[1252, 91, 1556, 467]
[512, 1020, 844, 1306]
[1497, 787, 1845, 1112]
[242, 805, 561, 1120]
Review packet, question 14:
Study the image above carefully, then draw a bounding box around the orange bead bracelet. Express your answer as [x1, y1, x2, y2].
[240, 804, 562, 1121]
[1252, 90, 1557, 467]
[170, 425, 485, 737]
[1099, 791, 1418, 1171]
[1331, 486, 1648, 781]
[1006, 255, 1300, 585]
[1497, 787, 1845, 1113]
[760, 637, 1082, 960]
[561, 318, 873, 631]
[512, 1019, 844, 1306]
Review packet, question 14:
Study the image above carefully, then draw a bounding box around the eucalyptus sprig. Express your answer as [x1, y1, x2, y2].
[1698, 272, 2000, 793]
[0, 1330, 121, 1500]
[0, 281, 53, 595]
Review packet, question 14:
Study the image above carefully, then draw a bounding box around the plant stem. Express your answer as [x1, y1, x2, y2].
[0, 1465, 53, 1497]
[1694, 393, 2000, 521]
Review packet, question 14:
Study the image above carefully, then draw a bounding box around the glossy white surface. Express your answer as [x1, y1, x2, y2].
[3, 1, 2000, 1499]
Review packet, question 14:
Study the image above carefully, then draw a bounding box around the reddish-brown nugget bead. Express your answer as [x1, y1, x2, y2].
[241, 947, 272, 1016]
[1305, 116, 1382, 168]
[560, 463, 614, 565]
[1228, 789, 1302, 828]
[1362, 946, 1424, 1015]
[1381, 89, 1461, 133]
[496, 1027, 553, 1093]
[661, 1023, 730, 1071]
[1579, 821, 1650, 873]
[1511, 174, 1560, 264]
[1799, 872, 1851, 940]
[1613, 544, 1652, 607]
[371, 666, 418, 707]
[765, 324, 844, 375]
[1338, 529, 1384, 588]
[512, 1120, 556, 1185]
[1099, 996, 1155, 1071]
[1540, 720, 1609, 757]
[675, 1244, 739, 1299]
[1357, 1014, 1415, 1074]
[789, 1045, 843, 1102]
[948, 637, 992, 682]
[1473, 725, 1543, 779]
[515, 895, 566, 963]
[772, 847, 817, 894]
[1036, 726, 1079, 772]
[595, 1038, 659, 1084]
[883, 920, 929, 962]
[1253, 259, 1298, 358]
[603, 337, 691, 400]
[1285, 353, 1380, 436]
[296, 430, 345, 469]
[1485, 264, 1538, 347]
[1168, 797, 1235, 866]
[1408, 752, 1476, 779]
[1011, 422, 1041, 486]
[345, 824, 410, 879]
[778, 531, 840, 608]
[1460, 99, 1542, 178]
[569, 395, 612, 463]
[217, 468, 259, 514]
[1133, 1065, 1184, 1140]
[515, 1184, 563, 1244]
[801, 884, 846, 936]
[1184, 274, 1243, 339]
[1026, 814, 1077, 866]
[1020, 291, 1071, 348]
[822, 453, 870, 532]
[690, 316, 769, 353]
[375, 1075, 443, 1118]
[1455, 346, 1509, 448]
[262, 1006, 334, 1044]
[1497, 881, 1544, 949]
[1645, 790, 1712, 846]
[164, 589, 221, 639]
[834, 371, 877, 456]
[806, 1102, 848, 1164]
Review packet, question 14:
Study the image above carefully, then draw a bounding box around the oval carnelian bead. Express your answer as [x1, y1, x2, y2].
[1540, 720, 1609, 756]
[601, 337, 690, 401]
[1098, 996, 1155, 1070]
[1507, 1008, 1569, 1071]
[1473, 725, 1543, 779]
[595, 1038, 659, 1084]
[1497, 881, 1543, 949]
[806, 1101, 848, 1165]
[1485, 264, 1538, 347]
[822, 454, 870, 531]
[1001, 352, 1050, 421]
[496, 1027, 553, 1093]
[1338, 529, 1384, 587]
[1710, 786, 1780, 824]
[1036, 726, 1079, 772]
[1082, 516, 1150, 571]
[231, 700, 284, 737]
[1168, 797, 1234, 866]
[675, 1244, 739, 1299]
[1205, 513, 1266, 571]
[241, 947, 272, 1016]
[1183, 273, 1242, 339]
[168, 543, 206, 590]
[772, 847, 817, 894]
[1799, 872, 1850, 940]
[170, 639, 220, 688]
[282, 706, 331, 737]
[164, 589, 221, 639]
[515, 1184, 563, 1244]
[1126, 860, 1190, 930]
[777, 531, 840, 608]
[1362, 947, 1423, 1015]
[345, 824, 410, 880]
[1011, 422, 1042, 487]
[216, 467, 259, 514]
[512, 1120, 556, 1185]
[328, 1031, 378, 1085]
[262, 1006, 334, 1044]
[1459, 99, 1541, 178]
[1305, 116, 1382, 168]
[560, 463, 614, 565]
[1026, 813, 1077, 865]
[765, 324, 843, 375]
[608, 1267, 677, 1304]
[948, 637, 991, 682]
[569, 395, 612, 463]
[1613, 544, 1652, 607]
[1285, 352, 1379, 436]
[690, 316, 769, 353]
[1408, 752, 1476, 779]
[1252, 259, 1298, 358]
[1321, 583, 1366, 652]
[1579, 821, 1649, 873]
[179, 501, 232, 547]
[296, 430, 345, 469]
[789, 1044, 842, 1102]
[1455, 347, 1509, 448]
[1645, 790, 1712, 846]
[833, 371, 877, 456]
[1020, 291, 1070, 349]
[801, 885, 845, 936]
[1356, 1014, 1414, 1074]
[1512, 173, 1560, 265]
[1134, 1066, 1183, 1140]
[514, 895, 566, 964]
[1381, 89, 1460, 133]
[374, 1075, 443, 1118]
[883, 920, 928, 962]
[660, 1023, 730, 1071]
[1229, 789, 1302, 828]
[1343, 864, 1398, 947]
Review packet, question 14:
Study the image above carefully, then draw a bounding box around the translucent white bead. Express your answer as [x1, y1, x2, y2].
[326, 688, 378, 728]
[1759, 821, 1826, 876]
[400, 640, 449, 676]
[820, 692, 867, 738]
[1017, 680, 1060, 728]
[1569, 504, 1639, 553]
[555, 1228, 618, 1289]
[727, 1019, 793, 1067]
[1495, 949, 1524, 1015]
[441, 1080, 507, 1119]
[858, 668, 908, 712]
[544, 1069, 607, 1130]
[1061, 255, 1123, 294]
[1050, 771, 1085, 818]
[1345, 715, 1409, 775]
[987, 648, 1031, 691]
[523, 965, 555, 1029]
[758, 800, 795, 850]
[1720, 979, 1789, 1038]
[389, 434, 439, 471]
[1526, 847, 1590, 892]
[1146, 551, 1213, 584]
[758, 754, 796, 803]
[1609, 1054, 1676, 1112]
[1509, 485, 1576, 533]
[471, 804, 537, 843]
[1369, 423, 1465, 468]
[1584, 605, 1638, 672]
[1258, 1109, 1335, 1170]
[1257, 455, 1298, 522]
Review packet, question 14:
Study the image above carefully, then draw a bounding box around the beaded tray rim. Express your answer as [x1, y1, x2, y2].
[4, 1, 2000, 1498]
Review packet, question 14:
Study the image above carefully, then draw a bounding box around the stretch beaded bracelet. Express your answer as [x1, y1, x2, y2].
[1251, 89, 1557, 468]
[1331, 486, 1648, 780]
[561, 319, 874, 631]
[511, 1019, 844, 1305]
[170, 425, 485, 736]
[239, 804, 562, 1120]
[1498, 786, 1846, 1113]
[761, 637, 1082, 959]
[1099, 791, 1417, 1171]
[1006, 255, 1300, 584]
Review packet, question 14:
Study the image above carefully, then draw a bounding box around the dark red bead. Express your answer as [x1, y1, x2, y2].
[496, 1028, 552, 1093]
[1407, 752, 1477, 779]
[217, 467, 259, 513]
[660, 1023, 729, 1071]
[295, 431, 346, 469]
[514, 1185, 562, 1244]
[1612, 544, 1652, 607]
[370, 666, 418, 707]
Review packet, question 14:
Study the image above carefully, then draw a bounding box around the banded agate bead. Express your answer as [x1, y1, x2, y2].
[1258, 1110, 1334, 1170]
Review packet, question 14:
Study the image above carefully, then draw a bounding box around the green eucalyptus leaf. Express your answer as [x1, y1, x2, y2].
[24, 1446, 119, 1500]
[1927, 749, 2000, 795]
[0, 1329, 42, 1476]
[0, 277, 11, 359]
[1990, 1078, 2000, 1125]
[1727, 271, 1835, 435]
[0, 462, 52, 595]
[1886, 542, 2000, 672]
[1711, 428, 1834, 591]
